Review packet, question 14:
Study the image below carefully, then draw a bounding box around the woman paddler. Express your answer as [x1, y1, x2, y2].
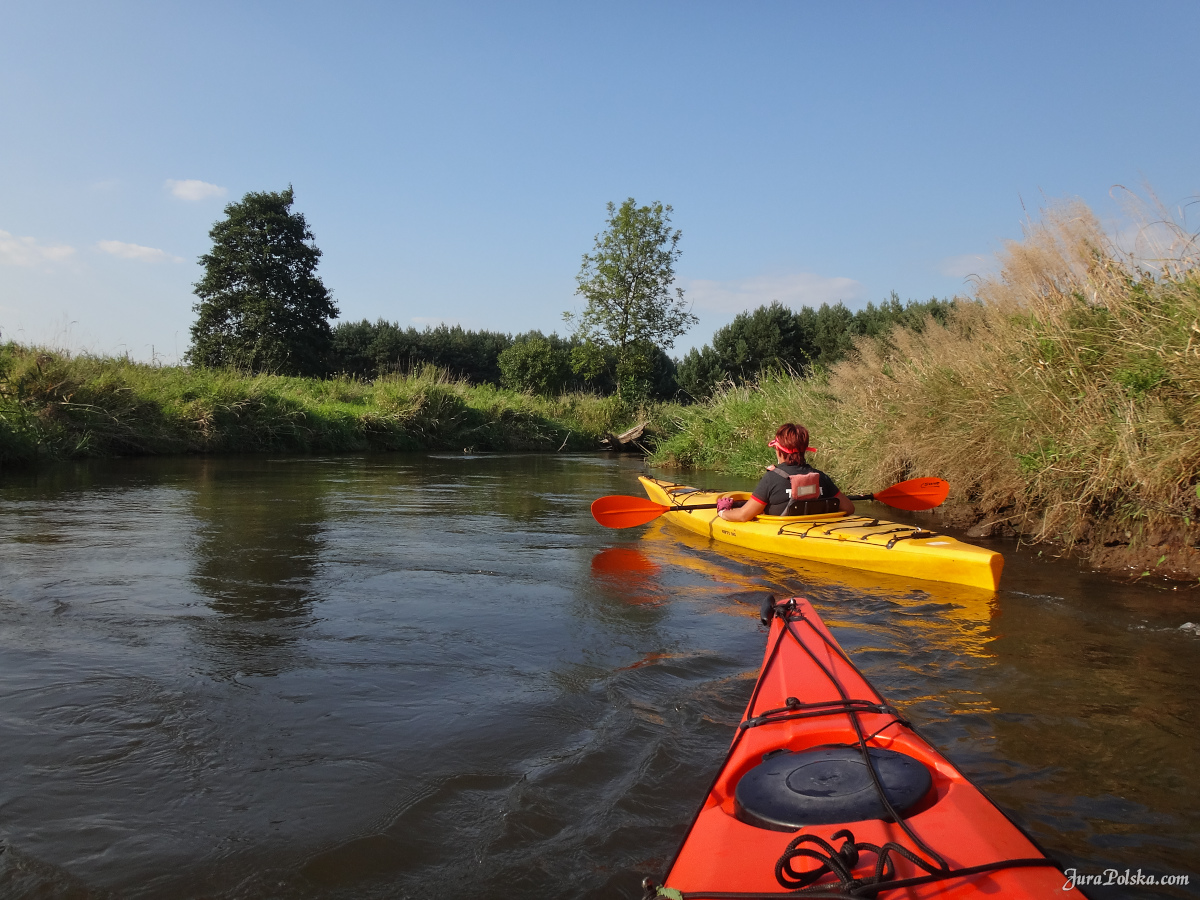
[716, 423, 855, 521]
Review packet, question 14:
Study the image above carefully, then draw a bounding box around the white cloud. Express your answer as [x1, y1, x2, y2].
[937, 253, 996, 279]
[683, 272, 866, 314]
[166, 179, 226, 201]
[0, 229, 76, 266]
[96, 240, 182, 263]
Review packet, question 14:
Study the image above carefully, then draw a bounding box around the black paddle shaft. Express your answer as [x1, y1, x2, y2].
[669, 500, 747, 511]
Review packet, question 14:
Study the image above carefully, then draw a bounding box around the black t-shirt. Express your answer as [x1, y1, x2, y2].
[751, 464, 841, 516]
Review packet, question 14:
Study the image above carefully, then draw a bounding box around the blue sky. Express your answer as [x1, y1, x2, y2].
[2, 1, 1197, 362]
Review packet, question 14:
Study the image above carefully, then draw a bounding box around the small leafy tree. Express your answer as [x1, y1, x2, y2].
[565, 198, 697, 398]
[188, 187, 338, 376]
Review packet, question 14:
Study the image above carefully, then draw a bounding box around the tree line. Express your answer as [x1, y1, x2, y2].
[186, 187, 955, 401]
[329, 320, 677, 397]
[676, 295, 956, 399]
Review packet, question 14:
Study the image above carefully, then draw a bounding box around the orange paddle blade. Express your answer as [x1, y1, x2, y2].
[871, 477, 949, 511]
[591, 495, 670, 529]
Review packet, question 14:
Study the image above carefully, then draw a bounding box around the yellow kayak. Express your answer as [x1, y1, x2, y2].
[639, 476, 1003, 591]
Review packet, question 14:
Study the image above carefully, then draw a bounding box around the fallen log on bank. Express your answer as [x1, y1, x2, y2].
[600, 421, 649, 453]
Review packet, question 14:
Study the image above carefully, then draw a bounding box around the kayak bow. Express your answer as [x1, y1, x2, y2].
[646, 597, 1078, 899]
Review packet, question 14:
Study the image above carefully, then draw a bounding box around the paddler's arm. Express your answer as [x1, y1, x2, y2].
[718, 496, 766, 522]
[834, 491, 855, 514]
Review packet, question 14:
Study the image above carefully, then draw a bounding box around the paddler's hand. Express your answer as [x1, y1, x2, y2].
[717, 497, 760, 522]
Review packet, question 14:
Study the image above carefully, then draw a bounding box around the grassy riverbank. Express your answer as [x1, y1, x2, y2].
[5, 200, 1197, 580]
[654, 202, 1200, 580]
[0, 349, 667, 463]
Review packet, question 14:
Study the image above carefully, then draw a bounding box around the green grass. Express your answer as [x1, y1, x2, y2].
[0, 350, 674, 464]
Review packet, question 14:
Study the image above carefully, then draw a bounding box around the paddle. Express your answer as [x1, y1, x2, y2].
[590, 477, 949, 529]
[847, 477, 949, 511]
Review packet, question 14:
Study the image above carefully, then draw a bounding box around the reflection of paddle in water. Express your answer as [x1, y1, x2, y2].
[591, 546, 661, 576]
[590, 546, 663, 606]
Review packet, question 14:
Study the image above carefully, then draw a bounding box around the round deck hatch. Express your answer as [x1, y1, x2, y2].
[734, 745, 932, 831]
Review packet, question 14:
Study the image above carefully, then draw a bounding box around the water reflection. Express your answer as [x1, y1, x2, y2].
[637, 518, 999, 656]
[187, 459, 327, 620]
[969, 586, 1199, 889]
[590, 547, 663, 606]
[186, 459, 330, 677]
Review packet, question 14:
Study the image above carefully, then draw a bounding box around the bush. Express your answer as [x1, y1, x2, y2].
[498, 336, 571, 395]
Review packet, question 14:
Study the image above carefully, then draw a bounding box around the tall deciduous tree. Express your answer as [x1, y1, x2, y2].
[188, 187, 338, 375]
[565, 198, 696, 397]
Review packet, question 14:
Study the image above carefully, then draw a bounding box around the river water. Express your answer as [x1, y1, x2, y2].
[0, 453, 1196, 899]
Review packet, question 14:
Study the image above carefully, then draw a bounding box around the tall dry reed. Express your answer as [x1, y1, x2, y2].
[656, 199, 1200, 575]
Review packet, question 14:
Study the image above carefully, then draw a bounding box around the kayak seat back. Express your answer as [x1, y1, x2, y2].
[781, 497, 842, 517]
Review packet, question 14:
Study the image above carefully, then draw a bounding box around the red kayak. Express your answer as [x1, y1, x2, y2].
[644, 597, 1080, 899]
